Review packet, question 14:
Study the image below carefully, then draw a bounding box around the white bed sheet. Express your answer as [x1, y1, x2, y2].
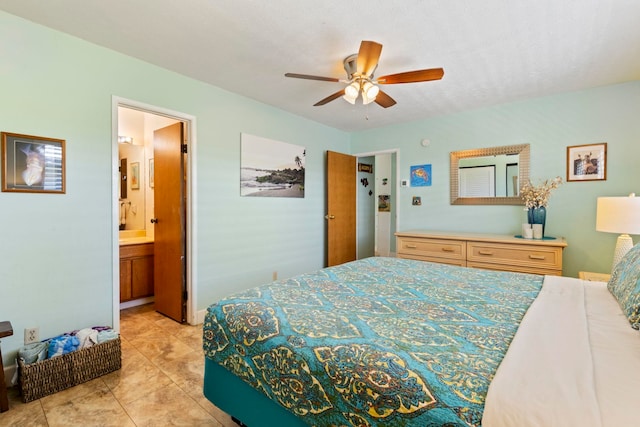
[483, 275, 640, 427]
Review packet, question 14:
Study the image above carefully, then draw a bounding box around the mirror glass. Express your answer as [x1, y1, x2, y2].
[118, 143, 145, 230]
[450, 144, 530, 205]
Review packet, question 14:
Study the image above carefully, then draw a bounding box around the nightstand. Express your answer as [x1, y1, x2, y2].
[578, 271, 611, 282]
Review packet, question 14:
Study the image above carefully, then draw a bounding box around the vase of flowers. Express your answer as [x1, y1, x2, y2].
[520, 176, 562, 237]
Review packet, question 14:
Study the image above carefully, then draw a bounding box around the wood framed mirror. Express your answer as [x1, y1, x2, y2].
[450, 144, 530, 205]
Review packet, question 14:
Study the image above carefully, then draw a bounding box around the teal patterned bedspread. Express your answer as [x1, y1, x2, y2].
[203, 257, 543, 426]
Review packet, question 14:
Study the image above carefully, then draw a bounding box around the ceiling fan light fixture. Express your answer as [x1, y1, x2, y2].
[345, 82, 360, 98]
[342, 81, 360, 104]
[342, 94, 357, 104]
[362, 81, 379, 99]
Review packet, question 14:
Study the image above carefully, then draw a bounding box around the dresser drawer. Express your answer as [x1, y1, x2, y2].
[397, 237, 466, 261]
[467, 261, 561, 276]
[467, 242, 562, 272]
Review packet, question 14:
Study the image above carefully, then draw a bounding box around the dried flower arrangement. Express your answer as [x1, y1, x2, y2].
[520, 176, 563, 208]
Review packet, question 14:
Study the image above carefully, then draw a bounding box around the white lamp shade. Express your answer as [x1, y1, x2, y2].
[362, 81, 379, 99]
[344, 82, 360, 99]
[596, 195, 640, 234]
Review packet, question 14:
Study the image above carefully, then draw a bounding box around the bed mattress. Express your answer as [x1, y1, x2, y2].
[203, 257, 544, 426]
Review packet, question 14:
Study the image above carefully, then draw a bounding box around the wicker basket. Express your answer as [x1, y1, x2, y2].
[18, 337, 121, 402]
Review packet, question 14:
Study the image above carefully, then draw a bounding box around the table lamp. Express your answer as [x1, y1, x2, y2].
[596, 193, 640, 271]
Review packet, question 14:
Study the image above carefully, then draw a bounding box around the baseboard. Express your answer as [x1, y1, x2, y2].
[119, 296, 154, 310]
[196, 309, 207, 325]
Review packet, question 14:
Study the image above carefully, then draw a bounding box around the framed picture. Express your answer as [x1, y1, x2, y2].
[149, 158, 154, 188]
[358, 163, 373, 173]
[566, 143, 607, 182]
[378, 195, 390, 212]
[240, 133, 305, 198]
[130, 162, 140, 190]
[410, 164, 432, 187]
[1, 132, 65, 193]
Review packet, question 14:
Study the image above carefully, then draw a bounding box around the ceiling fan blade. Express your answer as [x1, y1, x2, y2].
[377, 68, 444, 84]
[285, 73, 340, 83]
[375, 90, 397, 108]
[314, 89, 346, 106]
[356, 41, 383, 77]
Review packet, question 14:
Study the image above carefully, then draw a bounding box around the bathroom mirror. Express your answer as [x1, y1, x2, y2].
[118, 143, 146, 230]
[120, 158, 127, 199]
[450, 143, 530, 205]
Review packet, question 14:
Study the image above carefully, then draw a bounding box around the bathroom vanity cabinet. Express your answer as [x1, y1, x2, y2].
[119, 243, 154, 302]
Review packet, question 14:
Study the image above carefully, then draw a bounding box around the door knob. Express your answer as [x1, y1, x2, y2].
[150, 218, 158, 224]
[324, 215, 335, 220]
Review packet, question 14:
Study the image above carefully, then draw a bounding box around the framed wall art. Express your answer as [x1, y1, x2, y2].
[1, 132, 66, 193]
[240, 133, 305, 198]
[149, 158, 154, 188]
[410, 164, 432, 187]
[358, 163, 373, 173]
[130, 162, 140, 190]
[566, 143, 607, 182]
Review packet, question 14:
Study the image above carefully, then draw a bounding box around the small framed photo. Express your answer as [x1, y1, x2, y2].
[149, 158, 154, 188]
[566, 143, 607, 182]
[358, 163, 373, 173]
[378, 195, 390, 212]
[130, 162, 140, 190]
[412, 196, 422, 206]
[1, 132, 65, 193]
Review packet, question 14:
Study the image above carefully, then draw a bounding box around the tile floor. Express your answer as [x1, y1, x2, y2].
[0, 304, 238, 427]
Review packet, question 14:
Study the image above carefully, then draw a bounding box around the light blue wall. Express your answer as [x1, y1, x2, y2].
[351, 81, 640, 278]
[0, 12, 349, 365]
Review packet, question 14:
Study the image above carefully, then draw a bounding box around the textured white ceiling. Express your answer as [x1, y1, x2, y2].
[2, 0, 639, 132]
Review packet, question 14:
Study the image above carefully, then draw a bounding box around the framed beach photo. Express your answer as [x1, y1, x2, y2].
[1, 132, 66, 193]
[240, 133, 305, 198]
[566, 143, 607, 182]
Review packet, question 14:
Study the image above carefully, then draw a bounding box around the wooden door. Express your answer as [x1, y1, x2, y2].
[326, 151, 356, 266]
[153, 123, 186, 322]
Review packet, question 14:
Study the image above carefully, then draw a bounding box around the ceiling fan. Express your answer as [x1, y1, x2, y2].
[285, 40, 444, 108]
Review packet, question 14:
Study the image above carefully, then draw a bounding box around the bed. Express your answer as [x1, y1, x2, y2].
[203, 251, 640, 427]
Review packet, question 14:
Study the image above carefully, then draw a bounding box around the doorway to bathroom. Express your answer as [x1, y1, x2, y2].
[112, 97, 196, 330]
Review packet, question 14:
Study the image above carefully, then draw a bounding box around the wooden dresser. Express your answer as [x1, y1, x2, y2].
[396, 230, 567, 275]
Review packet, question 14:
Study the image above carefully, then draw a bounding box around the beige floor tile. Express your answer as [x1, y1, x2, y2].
[119, 315, 164, 340]
[40, 378, 109, 411]
[154, 316, 188, 336]
[154, 349, 205, 391]
[190, 392, 239, 427]
[122, 383, 221, 427]
[128, 330, 196, 364]
[102, 351, 173, 404]
[44, 388, 136, 427]
[0, 388, 47, 427]
[176, 325, 204, 351]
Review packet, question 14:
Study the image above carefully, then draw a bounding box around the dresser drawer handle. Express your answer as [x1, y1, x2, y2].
[441, 247, 455, 252]
[529, 255, 546, 260]
[406, 244, 418, 249]
[478, 250, 494, 256]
